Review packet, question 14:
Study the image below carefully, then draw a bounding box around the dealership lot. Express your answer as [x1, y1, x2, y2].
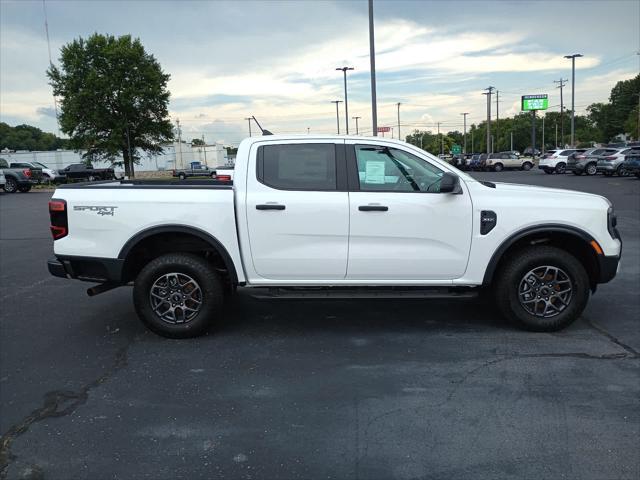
[1, 171, 638, 480]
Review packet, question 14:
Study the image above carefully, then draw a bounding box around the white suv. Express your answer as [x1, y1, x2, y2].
[538, 149, 586, 174]
[485, 152, 534, 172]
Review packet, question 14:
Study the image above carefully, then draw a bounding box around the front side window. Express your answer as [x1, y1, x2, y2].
[355, 145, 444, 193]
[259, 144, 337, 190]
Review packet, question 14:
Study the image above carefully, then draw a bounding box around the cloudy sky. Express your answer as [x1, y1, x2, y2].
[1, 0, 639, 145]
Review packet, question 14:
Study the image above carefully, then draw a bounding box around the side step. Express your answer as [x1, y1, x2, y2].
[248, 286, 479, 300]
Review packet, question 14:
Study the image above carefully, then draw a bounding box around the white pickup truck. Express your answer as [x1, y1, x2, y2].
[48, 136, 621, 338]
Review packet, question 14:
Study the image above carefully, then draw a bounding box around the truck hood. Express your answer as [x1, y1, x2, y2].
[490, 181, 610, 204]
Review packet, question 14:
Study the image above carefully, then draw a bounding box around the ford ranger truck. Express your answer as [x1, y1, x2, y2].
[47, 136, 622, 338]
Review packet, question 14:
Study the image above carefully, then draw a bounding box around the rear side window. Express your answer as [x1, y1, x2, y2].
[559, 150, 575, 156]
[258, 144, 337, 191]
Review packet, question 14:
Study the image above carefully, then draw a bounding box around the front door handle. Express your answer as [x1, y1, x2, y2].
[358, 205, 388, 212]
[256, 204, 286, 210]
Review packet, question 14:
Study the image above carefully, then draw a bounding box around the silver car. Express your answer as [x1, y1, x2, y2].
[0, 169, 5, 189]
[596, 147, 640, 176]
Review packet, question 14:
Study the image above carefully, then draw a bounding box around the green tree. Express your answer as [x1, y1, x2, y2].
[47, 33, 173, 177]
[0, 122, 69, 151]
[191, 138, 205, 146]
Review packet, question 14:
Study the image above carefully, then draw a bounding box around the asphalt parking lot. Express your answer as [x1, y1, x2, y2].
[1, 170, 639, 480]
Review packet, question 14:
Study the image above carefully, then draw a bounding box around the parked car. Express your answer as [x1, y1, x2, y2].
[0, 158, 42, 192]
[622, 150, 640, 178]
[538, 149, 586, 174]
[469, 153, 488, 170]
[9, 161, 63, 183]
[48, 135, 621, 338]
[173, 162, 215, 179]
[59, 163, 115, 182]
[596, 146, 640, 176]
[567, 148, 617, 175]
[484, 152, 534, 172]
[0, 169, 5, 190]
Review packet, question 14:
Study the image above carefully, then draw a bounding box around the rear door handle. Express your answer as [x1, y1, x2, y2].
[256, 204, 286, 210]
[358, 205, 388, 212]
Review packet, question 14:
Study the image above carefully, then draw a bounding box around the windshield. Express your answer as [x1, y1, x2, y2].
[34, 162, 50, 168]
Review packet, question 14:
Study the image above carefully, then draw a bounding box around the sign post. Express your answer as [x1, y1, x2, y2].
[522, 94, 548, 157]
[377, 126, 390, 137]
[452, 144, 462, 155]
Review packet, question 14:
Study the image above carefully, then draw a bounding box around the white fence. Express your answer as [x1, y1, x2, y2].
[0, 142, 230, 175]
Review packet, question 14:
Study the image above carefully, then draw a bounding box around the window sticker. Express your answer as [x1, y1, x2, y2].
[364, 160, 386, 184]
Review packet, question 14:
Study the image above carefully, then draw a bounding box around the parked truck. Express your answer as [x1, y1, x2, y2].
[0, 158, 42, 192]
[48, 136, 621, 338]
[59, 163, 116, 182]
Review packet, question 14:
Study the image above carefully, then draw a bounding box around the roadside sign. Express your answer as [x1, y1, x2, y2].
[377, 126, 391, 133]
[522, 94, 548, 111]
[452, 144, 462, 155]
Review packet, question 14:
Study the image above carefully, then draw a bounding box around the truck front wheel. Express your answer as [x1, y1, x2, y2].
[494, 246, 589, 332]
[133, 253, 224, 338]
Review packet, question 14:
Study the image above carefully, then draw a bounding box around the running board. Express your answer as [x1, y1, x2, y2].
[249, 287, 479, 300]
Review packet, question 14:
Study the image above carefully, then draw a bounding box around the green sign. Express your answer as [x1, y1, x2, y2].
[522, 94, 548, 111]
[452, 144, 462, 155]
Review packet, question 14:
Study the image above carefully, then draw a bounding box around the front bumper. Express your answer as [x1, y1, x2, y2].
[597, 255, 620, 283]
[596, 163, 615, 173]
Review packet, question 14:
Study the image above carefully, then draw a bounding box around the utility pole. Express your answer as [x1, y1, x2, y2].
[554, 78, 567, 147]
[437, 122, 442, 155]
[555, 122, 558, 148]
[176, 118, 183, 169]
[421, 132, 426, 150]
[368, 0, 378, 136]
[352, 116, 361, 135]
[636, 92, 640, 140]
[564, 54, 583, 147]
[307, 127, 310, 134]
[510, 131, 513, 151]
[483, 86, 494, 154]
[331, 100, 343, 134]
[202, 134, 207, 165]
[396, 103, 401, 141]
[471, 128, 474, 153]
[495, 90, 499, 151]
[460, 113, 469, 153]
[531, 110, 536, 158]
[336, 66, 354, 134]
[542, 115, 545, 154]
[244, 117, 252, 137]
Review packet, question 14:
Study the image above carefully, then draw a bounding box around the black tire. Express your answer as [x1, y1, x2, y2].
[635, 173, 640, 178]
[3, 177, 18, 193]
[211, 172, 216, 179]
[493, 163, 504, 172]
[522, 162, 532, 171]
[494, 246, 590, 332]
[555, 162, 566, 174]
[616, 165, 628, 177]
[544, 169, 553, 174]
[573, 170, 583, 175]
[133, 253, 224, 338]
[179, 173, 186, 180]
[585, 163, 597, 176]
[18, 185, 31, 193]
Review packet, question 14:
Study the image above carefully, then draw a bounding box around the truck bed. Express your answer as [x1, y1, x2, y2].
[56, 179, 233, 189]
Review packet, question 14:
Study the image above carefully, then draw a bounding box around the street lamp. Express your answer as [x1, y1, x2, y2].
[352, 116, 361, 135]
[460, 112, 469, 153]
[564, 53, 583, 147]
[336, 67, 354, 134]
[330, 100, 343, 134]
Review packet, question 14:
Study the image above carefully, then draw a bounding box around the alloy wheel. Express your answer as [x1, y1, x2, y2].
[586, 164, 597, 175]
[518, 266, 573, 318]
[149, 272, 203, 324]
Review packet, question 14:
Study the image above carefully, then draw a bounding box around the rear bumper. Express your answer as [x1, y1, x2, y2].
[48, 256, 124, 283]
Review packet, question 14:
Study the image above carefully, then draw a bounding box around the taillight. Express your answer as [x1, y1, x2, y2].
[550, 155, 557, 159]
[23, 169, 32, 177]
[216, 175, 231, 182]
[575, 155, 585, 159]
[49, 199, 68, 240]
[603, 155, 616, 160]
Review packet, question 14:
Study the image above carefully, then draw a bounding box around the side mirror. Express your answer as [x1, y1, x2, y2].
[440, 172, 461, 194]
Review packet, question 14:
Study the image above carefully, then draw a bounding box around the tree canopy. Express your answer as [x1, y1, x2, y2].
[47, 33, 173, 176]
[0, 122, 69, 151]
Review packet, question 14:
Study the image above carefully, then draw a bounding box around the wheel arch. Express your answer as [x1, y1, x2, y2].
[482, 224, 601, 290]
[118, 225, 238, 285]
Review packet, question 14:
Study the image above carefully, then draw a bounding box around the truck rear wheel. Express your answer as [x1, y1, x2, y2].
[133, 253, 224, 338]
[494, 246, 589, 332]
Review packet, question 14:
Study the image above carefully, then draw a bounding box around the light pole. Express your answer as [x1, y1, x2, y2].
[244, 117, 252, 137]
[396, 103, 401, 141]
[460, 112, 469, 153]
[495, 90, 499, 151]
[437, 122, 442, 155]
[368, 0, 378, 136]
[564, 53, 583, 147]
[331, 100, 343, 134]
[336, 66, 354, 134]
[352, 116, 361, 135]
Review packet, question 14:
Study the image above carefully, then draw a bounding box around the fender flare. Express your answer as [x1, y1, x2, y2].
[481, 224, 597, 286]
[118, 224, 238, 285]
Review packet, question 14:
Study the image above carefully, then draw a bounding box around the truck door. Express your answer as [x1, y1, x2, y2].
[345, 142, 473, 280]
[245, 141, 349, 280]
